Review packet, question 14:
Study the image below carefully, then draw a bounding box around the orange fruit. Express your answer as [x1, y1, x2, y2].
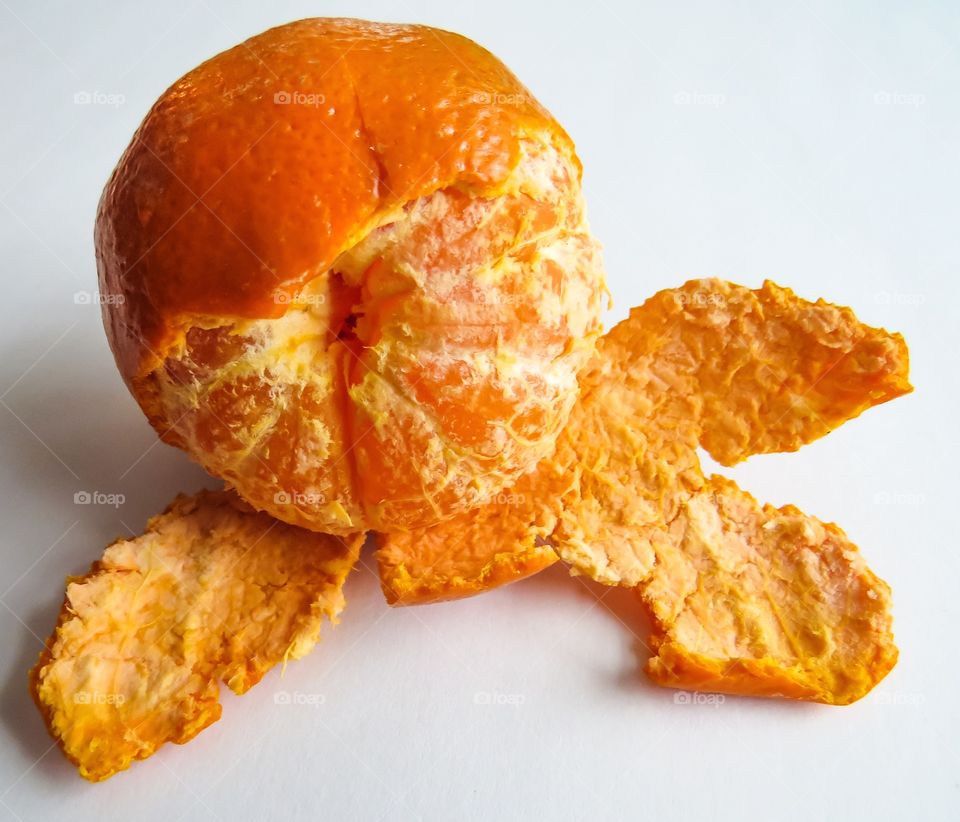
[97, 18, 607, 534]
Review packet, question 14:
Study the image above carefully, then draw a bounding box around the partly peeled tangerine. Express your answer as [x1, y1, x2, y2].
[31, 280, 911, 783]
[99, 19, 608, 537]
[30, 491, 363, 782]
[378, 279, 911, 704]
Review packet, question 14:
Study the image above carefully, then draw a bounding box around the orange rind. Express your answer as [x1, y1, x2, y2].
[384, 279, 910, 703]
[375, 482, 563, 605]
[642, 476, 898, 704]
[31, 278, 912, 783]
[30, 490, 363, 781]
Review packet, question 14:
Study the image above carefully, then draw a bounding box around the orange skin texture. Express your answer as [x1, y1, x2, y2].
[30, 491, 363, 782]
[379, 280, 910, 705]
[98, 18, 575, 376]
[97, 18, 606, 535]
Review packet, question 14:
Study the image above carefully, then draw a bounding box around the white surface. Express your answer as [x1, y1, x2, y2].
[0, 1, 957, 820]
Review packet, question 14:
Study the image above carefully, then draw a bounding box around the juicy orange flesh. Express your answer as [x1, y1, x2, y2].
[378, 279, 910, 705]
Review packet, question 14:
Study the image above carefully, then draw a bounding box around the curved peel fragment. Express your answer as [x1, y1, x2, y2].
[375, 470, 564, 604]
[386, 279, 910, 703]
[30, 490, 363, 781]
[554, 279, 912, 588]
[643, 477, 898, 704]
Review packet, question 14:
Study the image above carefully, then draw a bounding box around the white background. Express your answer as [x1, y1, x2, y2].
[0, 1, 957, 820]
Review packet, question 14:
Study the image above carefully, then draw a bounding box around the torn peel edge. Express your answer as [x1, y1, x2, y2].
[29, 565, 230, 783]
[644, 637, 900, 706]
[29, 490, 364, 782]
[631, 479, 900, 707]
[375, 532, 558, 606]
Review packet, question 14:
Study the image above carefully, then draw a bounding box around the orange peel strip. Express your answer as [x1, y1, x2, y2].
[31, 490, 363, 781]
[555, 278, 911, 587]
[383, 279, 910, 703]
[375, 482, 562, 605]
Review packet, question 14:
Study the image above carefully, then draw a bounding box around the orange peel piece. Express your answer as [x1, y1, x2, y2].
[375, 480, 563, 604]
[642, 476, 898, 703]
[386, 279, 910, 703]
[554, 278, 911, 588]
[30, 490, 363, 781]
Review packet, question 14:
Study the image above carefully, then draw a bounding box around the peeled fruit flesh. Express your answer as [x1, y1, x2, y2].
[153, 141, 605, 535]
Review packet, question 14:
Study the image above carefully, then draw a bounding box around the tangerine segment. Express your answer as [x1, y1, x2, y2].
[643, 477, 897, 704]
[156, 281, 366, 532]
[30, 491, 363, 782]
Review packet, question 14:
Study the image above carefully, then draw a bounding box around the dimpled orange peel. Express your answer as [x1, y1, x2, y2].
[96, 17, 607, 535]
[30, 17, 915, 786]
[380, 279, 910, 704]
